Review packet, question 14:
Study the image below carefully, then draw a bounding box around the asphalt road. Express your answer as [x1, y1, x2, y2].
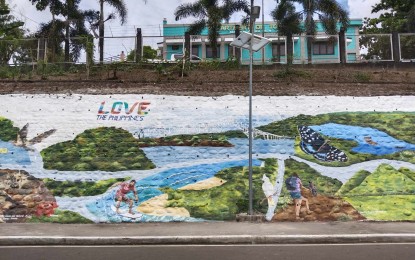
[1, 243, 414, 260]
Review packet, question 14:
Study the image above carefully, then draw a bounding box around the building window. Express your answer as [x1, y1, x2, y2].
[192, 46, 199, 56]
[313, 42, 334, 55]
[272, 43, 286, 57]
[172, 45, 180, 51]
[206, 45, 220, 58]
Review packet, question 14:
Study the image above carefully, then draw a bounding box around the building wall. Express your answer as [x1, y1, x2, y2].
[1, 94, 415, 223]
[163, 19, 362, 63]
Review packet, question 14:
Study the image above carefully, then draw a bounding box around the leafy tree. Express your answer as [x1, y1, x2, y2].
[174, 0, 249, 59]
[29, 0, 94, 62]
[143, 45, 157, 59]
[271, 0, 302, 65]
[361, 0, 415, 60]
[0, 0, 25, 65]
[96, 0, 147, 63]
[289, 0, 349, 63]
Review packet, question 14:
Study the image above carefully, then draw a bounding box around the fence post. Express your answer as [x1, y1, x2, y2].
[392, 31, 400, 63]
[185, 32, 190, 59]
[235, 25, 241, 62]
[339, 27, 346, 63]
[37, 38, 46, 64]
[136, 28, 143, 62]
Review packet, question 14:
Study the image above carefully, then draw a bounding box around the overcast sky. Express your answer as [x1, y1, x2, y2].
[8, 0, 381, 36]
[6, 0, 381, 59]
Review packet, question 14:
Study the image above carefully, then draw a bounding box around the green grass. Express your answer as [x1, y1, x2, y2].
[28, 209, 94, 224]
[257, 112, 415, 144]
[136, 130, 246, 147]
[41, 127, 155, 171]
[0, 117, 18, 142]
[283, 158, 343, 196]
[343, 164, 415, 196]
[257, 112, 415, 166]
[162, 158, 278, 220]
[43, 177, 129, 197]
[344, 195, 415, 221]
[341, 165, 415, 221]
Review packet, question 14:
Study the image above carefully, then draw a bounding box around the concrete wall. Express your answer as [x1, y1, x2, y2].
[1, 94, 415, 223]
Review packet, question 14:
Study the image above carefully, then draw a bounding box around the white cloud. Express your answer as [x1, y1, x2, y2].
[348, 0, 380, 19]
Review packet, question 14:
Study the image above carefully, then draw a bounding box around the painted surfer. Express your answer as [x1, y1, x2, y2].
[115, 180, 139, 214]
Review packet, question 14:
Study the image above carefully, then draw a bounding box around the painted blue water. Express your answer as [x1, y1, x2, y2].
[87, 159, 262, 222]
[142, 138, 295, 167]
[0, 140, 31, 165]
[310, 123, 415, 155]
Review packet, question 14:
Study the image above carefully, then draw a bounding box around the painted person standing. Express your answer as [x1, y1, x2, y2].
[286, 173, 312, 220]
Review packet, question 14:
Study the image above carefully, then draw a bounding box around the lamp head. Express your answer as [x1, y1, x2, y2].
[251, 6, 260, 20]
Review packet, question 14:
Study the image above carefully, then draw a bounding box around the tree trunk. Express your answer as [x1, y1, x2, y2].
[307, 37, 312, 64]
[287, 34, 293, 65]
[65, 23, 70, 63]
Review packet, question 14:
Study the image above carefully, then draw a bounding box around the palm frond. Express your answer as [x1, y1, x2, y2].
[175, 2, 206, 21]
[187, 19, 207, 35]
[102, 0, 128, 24]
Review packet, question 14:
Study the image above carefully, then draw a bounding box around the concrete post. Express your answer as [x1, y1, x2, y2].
[136, 28, 143, 62]
[392, 31, 400, 62]
[185, 32, 190, 60]
[339, 27, 346, 63]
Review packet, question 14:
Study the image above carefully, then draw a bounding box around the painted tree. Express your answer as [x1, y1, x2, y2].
[289, 0, 349, 63]
[271, 0, 302, 64]
[0, 0, 25, 65]
[174, 0, 249, 59]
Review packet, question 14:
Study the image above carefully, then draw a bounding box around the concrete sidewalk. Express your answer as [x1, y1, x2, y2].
[1, 222, 415, 245]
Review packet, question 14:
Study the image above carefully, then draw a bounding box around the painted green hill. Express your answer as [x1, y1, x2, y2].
[344, 164, 415, 196]
[43, 177, 129, 197]
[41, 127, 156, 171]
[342, 164, 415, 220]
[136, 130, 246, 147]
[283, 158, 343, 195]
[258, 112, 415, 166]
[162, 158, 278, 220]
[257, 112, 415, 144]
[0, 117, 18, 142]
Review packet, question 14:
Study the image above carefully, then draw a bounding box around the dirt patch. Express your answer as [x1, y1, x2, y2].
[272, 188, 366, 222]
[0, 64, 414, 96]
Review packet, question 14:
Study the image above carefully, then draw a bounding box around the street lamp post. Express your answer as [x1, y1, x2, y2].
[230, 4, 269, 218]
[248, 4, 261, 216]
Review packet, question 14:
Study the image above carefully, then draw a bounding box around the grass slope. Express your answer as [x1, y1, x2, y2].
[284, 158, 342, 195]
[28, 209, 93, 224]
[162, 158, 278, 220]
[0, 117, 18, 142]
[258, 112, 415, 166]
[41, 127, 155, 171]
[43, 177, 129, 197]
[343, 164, 415, 220]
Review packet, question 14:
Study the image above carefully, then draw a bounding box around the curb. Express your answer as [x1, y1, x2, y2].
[1, 234, 415, 246]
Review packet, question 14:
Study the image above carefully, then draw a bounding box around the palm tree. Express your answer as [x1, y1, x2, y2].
[271, 0, 302, 65]
[97, 0, 147, 63]
[31, 0, 93, 62]
[174, 0, 249, 59]
[289, 0, 349, 63]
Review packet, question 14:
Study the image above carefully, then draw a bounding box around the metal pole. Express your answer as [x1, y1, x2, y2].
[261, 0, 265, 64]
[248, 0, 254, 216]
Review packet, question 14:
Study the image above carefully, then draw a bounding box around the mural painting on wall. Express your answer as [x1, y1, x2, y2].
[0, 94, 415, 223]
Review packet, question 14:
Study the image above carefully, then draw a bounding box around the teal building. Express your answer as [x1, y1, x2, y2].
[161, 18, 362, 64]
